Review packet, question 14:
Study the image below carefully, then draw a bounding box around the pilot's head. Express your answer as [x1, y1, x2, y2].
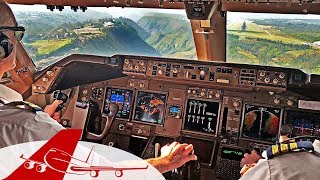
[0, 0, 25, 78]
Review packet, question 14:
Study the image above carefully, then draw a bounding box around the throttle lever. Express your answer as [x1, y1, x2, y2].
[85, 103, 119, 141]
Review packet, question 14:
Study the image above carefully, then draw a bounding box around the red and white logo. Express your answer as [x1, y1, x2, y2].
[0, 129, 164, 179]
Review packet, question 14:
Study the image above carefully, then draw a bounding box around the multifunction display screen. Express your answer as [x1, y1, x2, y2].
[242, 104, 281, 142]
[286, 110, 320, 136]
[133, 91, 167, 125]
[220, 147, 244, 162]
[103, 88, 133, 119]
[184, 99, 220, 134]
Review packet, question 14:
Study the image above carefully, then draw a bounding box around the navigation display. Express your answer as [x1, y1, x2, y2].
[221, 147, 244, 162]
[242, 104, 281, 142]
[184, 99, 220, 134]
[133, 91, 167, 125]
[103, 88, 133, 119]
[285, 110, 320, 137]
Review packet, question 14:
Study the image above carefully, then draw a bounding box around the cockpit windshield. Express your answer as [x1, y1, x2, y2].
[227, 12, 320, 74]
[10, 5, 197, 70]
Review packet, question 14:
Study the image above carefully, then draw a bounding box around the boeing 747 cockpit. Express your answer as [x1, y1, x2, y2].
[1, 0, 320, 179]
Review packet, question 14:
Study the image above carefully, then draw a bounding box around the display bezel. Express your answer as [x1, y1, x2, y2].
[239, 103, 283, 143]
[284, 108, 320, 137]
[132, 90, 168, 126]
[182, 97, 221, 137]
[102, 86, 135, 121]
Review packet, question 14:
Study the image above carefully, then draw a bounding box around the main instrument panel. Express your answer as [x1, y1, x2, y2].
[35, 54, 320, 179]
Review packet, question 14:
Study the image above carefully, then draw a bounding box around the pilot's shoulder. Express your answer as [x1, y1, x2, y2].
[240, 159, 270, 180]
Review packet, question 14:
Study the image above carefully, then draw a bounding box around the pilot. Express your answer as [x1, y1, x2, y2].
[239, 140, 320, 179]
[0, 0, 197, 174]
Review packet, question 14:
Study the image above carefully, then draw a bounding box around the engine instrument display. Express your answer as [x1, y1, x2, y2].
[242, 104, 281, 142]
[103, 88, 133, 119]
[285, 110, 320, 136]
[133, 91, 167, 125]
[184, 99, 220, 135]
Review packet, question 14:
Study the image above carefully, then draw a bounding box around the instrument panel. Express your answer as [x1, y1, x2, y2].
[54, 54, 320, 179]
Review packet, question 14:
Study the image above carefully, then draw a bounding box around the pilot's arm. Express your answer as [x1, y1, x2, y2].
[146, 142, 197, 174]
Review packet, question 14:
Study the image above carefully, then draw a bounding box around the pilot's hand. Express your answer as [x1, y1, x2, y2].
[240, 150, 262, 168]
[163, 142, 197, 172]
[146, 142, 197, 174]
[44, 100, 63, 121]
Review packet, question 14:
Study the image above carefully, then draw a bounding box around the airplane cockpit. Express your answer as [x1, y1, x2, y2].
[2, 0, 320, 179]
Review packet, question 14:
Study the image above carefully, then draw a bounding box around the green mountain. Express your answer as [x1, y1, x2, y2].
[118, 17, 150, 40]
[138, 13, 196, 59]
[22, 18, 160, 69]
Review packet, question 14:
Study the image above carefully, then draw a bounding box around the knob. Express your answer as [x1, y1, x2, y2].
[200, 70, 205, 76]
[33, 85, 37, 90]
[215, 93, 221, 98]
[42, 77, 48, 82]
[192, 90, 196, 94]
[129, 82, 134, 87]
[279, 73, 285, 79]
[108, 142, 116, 147]
[259, 71, 266, 77]
[118, 124, 125, 131]
[81, 97, 87, 102]
[158, 70, 163, 75]
[37, 86, 45, 91]
[265, 78, 270, 83]
[274, 98, 280, 104]
[187, 89, 192, 93]
[287, 100, 293, 106]
[61, 119, 68, 126]
[124, 59, 130, 64]
[273, 78, 279, 84]
[82, 89, 88, 95]
[46, 71, 54, 77]
[140, 61, 145, 66]
[233, 101, 239, 107]
[200, 91, 206, 97]
[172, 68, 178, 74]
[135, 65, 139, 70]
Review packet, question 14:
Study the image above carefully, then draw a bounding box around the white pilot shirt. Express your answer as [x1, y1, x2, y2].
[0, 84, 65, 149]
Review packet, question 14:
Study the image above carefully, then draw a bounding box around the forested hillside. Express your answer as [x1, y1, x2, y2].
[227, 19, 320, 74]
[138, 13, 196, 59]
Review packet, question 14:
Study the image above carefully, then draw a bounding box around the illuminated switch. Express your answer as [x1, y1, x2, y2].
[209, 72, 215, 81]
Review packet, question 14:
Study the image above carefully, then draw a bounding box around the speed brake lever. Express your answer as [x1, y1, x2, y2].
[85, 103, 119, 141]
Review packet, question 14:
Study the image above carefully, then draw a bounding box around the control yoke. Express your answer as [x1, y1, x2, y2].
[84, 102, 119, 141]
